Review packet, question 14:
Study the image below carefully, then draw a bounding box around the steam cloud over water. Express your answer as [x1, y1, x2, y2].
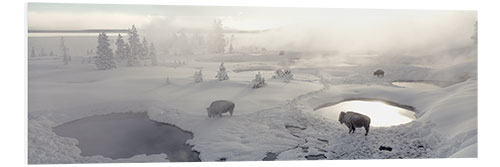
[28, 4, 476, 54]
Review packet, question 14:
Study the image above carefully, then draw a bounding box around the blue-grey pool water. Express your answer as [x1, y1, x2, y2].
[53, 112, 200, 162]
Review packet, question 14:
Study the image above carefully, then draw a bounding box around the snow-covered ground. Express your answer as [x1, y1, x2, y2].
[28, 50, 477, 163]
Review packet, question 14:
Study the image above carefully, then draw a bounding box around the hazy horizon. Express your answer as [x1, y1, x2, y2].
[28, 3, 477, 55]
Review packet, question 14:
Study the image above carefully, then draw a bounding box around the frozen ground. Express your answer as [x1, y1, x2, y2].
[28, 51, 477, 163]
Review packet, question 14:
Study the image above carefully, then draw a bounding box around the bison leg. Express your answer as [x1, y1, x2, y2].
[364, 126, 369, 136]
[350, 124, 356, 133]
[229, 104, 235, 116]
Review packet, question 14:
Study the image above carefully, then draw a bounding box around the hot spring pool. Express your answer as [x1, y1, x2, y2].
[315, 100, 416, 127]
[52, 112, 200, 162]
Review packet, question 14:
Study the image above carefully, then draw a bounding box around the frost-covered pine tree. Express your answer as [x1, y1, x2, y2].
[40, 48, 47, 57]
[251, 72, 266, 88]
[194, 70, 203, 83]
[95, 32, 117, 70]
[150, 43, 157, 66]
[127, 25, 141, 66]
[191, 31, 205, 53]
[273, 68, 293, 82]
[228, 42, 233, 53]
[115, 33, 127, 61]
[181, 32, 193, 55]
[168, 33, 178, 56]
[30, 47, 36, 57]
[124, 43, 131, 62]
[141, 37, 149, 61]
[60, 37, 70, 65]
[215, 62, 229, 81]
[165, 76, 171, 85]
[209, 19, 226, 54]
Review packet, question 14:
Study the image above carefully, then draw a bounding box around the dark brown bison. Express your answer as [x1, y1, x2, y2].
[279, 50, 285, 56]
[206, 100, 235, 118]
[338, 111, 371, 136]
[374, 69, 384, 77]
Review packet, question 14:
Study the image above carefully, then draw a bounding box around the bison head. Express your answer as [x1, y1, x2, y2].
[338, 111, 346, 124]
[206, 107, 213, 117]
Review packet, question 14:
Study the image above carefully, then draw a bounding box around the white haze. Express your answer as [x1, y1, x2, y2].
[139, 10, 476, 56]
[28, 5, 477, 68]
[246, 11, 476, 53]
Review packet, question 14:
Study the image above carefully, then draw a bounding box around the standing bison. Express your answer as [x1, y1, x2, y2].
[206, 100, 235, 118]
[338, 111, 371, 136]
[373, 69, 384, 78]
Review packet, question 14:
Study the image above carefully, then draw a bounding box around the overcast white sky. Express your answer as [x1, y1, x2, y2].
[28, 3, 476, 31]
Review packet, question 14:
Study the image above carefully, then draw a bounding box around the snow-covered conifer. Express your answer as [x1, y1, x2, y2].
[30, 47, 36, 57]
[150, 43, 157, 66]
[191, 32, 205, 53]
[251, 72, 266, 88]
[39, 48, 47, 57]
[194, 70, 203, 83]
[273, 68, 293, 82]
[60, 37, 70, 65]
[215, 62, 229, 81]
[165, 76, 171, 85]
[95, 32, 116, 70]
[176, 31, 192, 55]
[127, 25, 141, 66]
[141, 37, 149, 61]
[229, 43, 233, 53]
[209, 19, 226, 54]
[115, 34, 126, 61]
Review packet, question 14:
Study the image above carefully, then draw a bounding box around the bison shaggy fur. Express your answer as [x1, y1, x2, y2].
[374, 69, 384, 77]
[206, 100, 235, 118]
[338, 111, 371, 136]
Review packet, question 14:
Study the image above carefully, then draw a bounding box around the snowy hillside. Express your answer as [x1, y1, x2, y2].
[28, 49, 477, 163]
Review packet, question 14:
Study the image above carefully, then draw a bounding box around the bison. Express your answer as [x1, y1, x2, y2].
[206, 100, 235, 118]
[374, 69, 384, 78]
[338, 111, 371, 136]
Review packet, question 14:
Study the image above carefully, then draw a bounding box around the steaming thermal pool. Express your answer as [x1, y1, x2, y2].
[315, 100, 416, 127]
[52, 112, 200, 162]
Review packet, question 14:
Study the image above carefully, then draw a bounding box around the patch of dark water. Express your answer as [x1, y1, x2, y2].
[53, 112, 200, 162]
